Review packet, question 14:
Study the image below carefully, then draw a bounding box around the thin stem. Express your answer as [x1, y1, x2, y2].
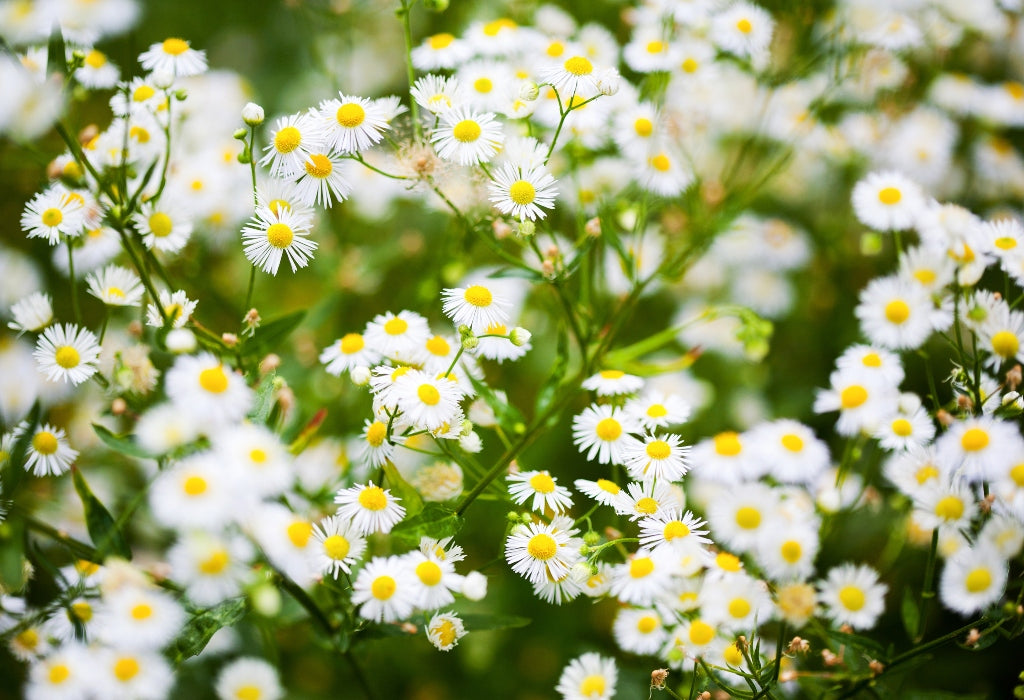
[152, 94, 174, 201]
[248, 125, 259, 207]
[350, 153, 409, 180]
[244, 265, 257, 317]
[915, 528, 939, 641]
[114, 225, 169, 326]
[66, 241, 81, 324]
[98, 310, 109, 345]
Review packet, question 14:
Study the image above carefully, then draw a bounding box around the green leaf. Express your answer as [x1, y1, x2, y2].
[382, 462, 424, 520]
[458, 613, 530, 632]
[93, 423, 155, 460]
[390, 503, 464, 546]
[0, 519, 28, 593]
[72, 467, 131, 561]
[901, 588, 920, 641]
[242, 310, 306, 358]
[169, 598, 248, 664]
[247, 371, 278, 424]
[488, 266, 544, 282]
[46, 23, 68, 77]
[3, 402, 40, 499]
[827, 627, 888, 659]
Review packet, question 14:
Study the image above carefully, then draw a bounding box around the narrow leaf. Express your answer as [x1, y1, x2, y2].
[46, 23, 67, 77]
[93, 423, 155, 459]
[900, 588, 920, 641]
[242, 310, 306, 358]
[458, 613, 531, 631]
[72, 467, 131, 560]
[390, 503, 463, 546]
[3, 402, 40, 499]
[382, 462, 424, 520]
[248, 371, 278, 424]
[0, 519, 28, 593]
[169, 598, 248, 664]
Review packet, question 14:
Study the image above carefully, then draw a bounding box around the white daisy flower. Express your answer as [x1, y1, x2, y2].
[431, 107, 504, 165]
[487, 162, 558, 222]
[624, 391, 691, 431]
[20, 187, 86, 245]
[212, 423, 293, 498]
[411, 74, 466, 114]
[441, 283, 510, 330]
[309, 514, 367, 579]
[363, 310, 431, 361]
[581, 369, 644, 397]
[394, 369, 464, 432]
[874, 401, 935, 452]
[613, 606, 668, 655]
[294, 150, 352, 208]
[473, 322, 531, 362]
[352, 555, 417, 623]
[13, 421, 77, 477]
[138, 37, 207, 77]
[320, 332, 381, 376]
[133, 199, 192, 253]
[25, 644, 90, 699]
[851, 170, 926, 231]
[813, 367, 899, 437]
[92, 647, 174, 700]
[149, 452, 243, 530]
[93, 586, 185, 651]
[609, 547, 677, 606]
[85, 264, 144, 307]
[573, 477, 628, 509]
[939, 544, 1008, 616]
[835, 344, 905, 387]
[426, 611, 467, 652]
[689, 429, 760, 484]
[707, 482, 781, 552]
[818, 563, 887, 630]
[334, 481, 406, 535]
[981, 218, 1023, 259]
[164, 353, 253, 427]
[145, 289, 197, 329]
[43, 596, 98, 643]
[8, 292, 53, 334]
[260, 111, 324, 177]
[505, 520, 580, 586]
[855, 274, 951, 350]
[636, 146, 694, 197]
[214, 657, 283, 700]
[506, 469, 574, 514]
[555, 652, 617, 700]
[637, 508, 712, 553]
[754, 517, 820, 582]
[241, 204, 317, 275]
[914, 480, 977, 532]
[168, 531, 254, 606]
[621, 433, 691, 483]
[356, 418, 401, 468]
[402, 548, 463, 610]
[540, 54, 602, 98]
[74, 48, 118, 89]
[980, 305, 1024, 369]
[748, 419, 831, 484]
[935, 416, 1022, 483]
[616, 480, 680, 521]
[34, 323, 100, 385]
[317, 93, 391, 154]
[411, 32, 473, 71]
[571, 404, 637, 465]
[700, 572, 774, 632]
[711, 2, 775, 60]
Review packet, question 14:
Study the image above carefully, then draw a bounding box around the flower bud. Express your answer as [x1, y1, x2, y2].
[462, 571, 488, 601]
[233, 127, 249, 140]
[518, 81, 540, 101]
[595, 67, 621, 96]
[165, 328, 197, 353]
[351, 365, 372, 386]
[459, 431, 483, 453]
[242, 101, 265, 126]
[509, 327, 532, 347]
[422, 0, 449, 11]
[151, 70, 175, 89]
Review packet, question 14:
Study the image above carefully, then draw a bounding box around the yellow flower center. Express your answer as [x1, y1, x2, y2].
[838, 585, 866, 611]
[149, 212, 173, 237]
[915, 465, 939, 484]
[595, 418, 622, 441]
[133, 85, 155, 102]
[41, 207, 64, 227]
[728, 598, 751, 619]
[646, 440, 671, 460]
[716, 552, 741, 572]
[54, 344, 82, 370]
[579, 676, 605, 696]
[287, 521, 313, 548]
[633, 117, 654, 137]
[384, 317, 408, 335]
[681, 58, 699, 73]
[508, 180, 536, 205]
[649, 153, 671, 172]
[236, 686, 262, 700]
[333, 333, 363, 356]
[266, 222, 294, 249]
[637, 615, 659, 634]
[113, 656, 140, 681]
[840, 385, 868, 409]
[248, 448, 267, 464]
[529, 472, 555, 493]
[527, 533, 557, 560]
[371, 575, 396, 600]
[965, 568, 992, 593]
[890, 418, 913, 437]
[425, 335, 450, 356]
[130, 603, 153, 620]
[84, 49, 107, 68]
[365, 422, 387, 447]
[268, 198, 291, 215]
[324, 534, 350, 560]
[735, 506, 761, 529]
[1006, 82, 1024, 99]
[416, 561, 443, 586]
[689, 620, 714, 645]
[417, 384, 441, 406]
[433, 619, 458, 647]
[162, 38, 190, 55]
[358, 486, 388, 511]
[646, 40, 665, 54]
[106, 286, 125, 299]
[428, 33, 454, 49]
[70, 601, 93, 622]
[961, 427, 990, 452]
[483, 18, 516, 36]
[781, 433, 804, 452]
[473, 77, 493, 94]
[934, 495, 964, 521]
[630, 556, 654, 578]
[464, 285, 493, 307]
[451, 118, 483, 144]
[884, 300, 910, 325]
[600, 370, 624, 379]
[304, 153, 333, 178]
[274, 126, 301, 153]
[49, 664, 71, 685]
[724, 643, 744, 666]
[183, 475, 207, 496]
[199, 549, 229, 575]
[878, 187, 902, 205]
[32, 431, 59, 455]
[781, 540, 802, 563]
[336, 102, 366, 128]
[597, 479, 620, 494]
[995, 236, 1018, 251]
[199, 366, 229, 393]
[635, 497, 659, 515]
[1010, 463, 1024, 487]
[912, 269, 936, 285]
[991, 331, 1020, 358]
[563, 56, 593, 75]
[861, 352, 882, 367]
[736, 18, 753, 33]
[714, 431, 742, 456]
[129, 126, 150, 143]
[663, 520, 690, 540]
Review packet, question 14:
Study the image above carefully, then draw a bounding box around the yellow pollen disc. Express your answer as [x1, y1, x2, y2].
[716, 552, 741, 572]
[247, 448, 267, 464]
[934, 495, 964, 521]
[323, 534, 350, 560]
[528, 533, 557, 560]
[1006, 82, 1024, 99]
[579, 676, 606, 696]
[452, 119, 482, 142]
[563, 56, 593, 76]
[133, 85, 155, 102]
[508, 180, 536, 205]
[70, 601, 93, 622]
[600, 370, 625, 379]
[473, 77, 493, 94]
[992, 330, 1020, 358]
[235, 686, 262, 700]
[650, 153, 671, 172]
[1011, 464, 1024, 487]
[384, 317, 408, 335]
[106, 286, 125, 299]
[911, 269, 936, 286]
[49, 664, 71, 684]
[736, 18, 753, 33]
[162, 38, 190, 55]
[546, 41, 565, 57]
[635, 616, 659, 634]
[714, 432, 742, 456]
[781, 540, 802, 563]
[840, 385, 868, 409]
[183, 475, 207, 496]
[113, 657, 140, 681]
[425, 335, 450, 356]
[630, 557, 654, 578]
[63, 161, 83, 178]
[428, 33, 454, 49]
[633, 117, 653, 137]
[76, 560, 100, 576]
[961, 427, 990, 452]
[304, 153, 333, 178]
[635, 497, 659, 515]
[266, 222, 294, 249]
[884, 300, 910, 324]
[861, 352, 882, 367]
[199, 366, 229, 393]
[595, 418, 622, 441]
[689, 620, 714, 645]
[965, 568, 992, 593]
[464, 285, 493, 307]
[148, 212, 173, 237]
[336, 103, 366, 128]
[781, 433, 804, 452]
[129, 126, 150, 143]
[891, 418, 913, 437]
[681, 58, 698, 73]
[416, 561, 443, 586]
[273, 126, 301, 154]
[529, 472, 556, 493]
[41, 207, 64, 227]
[433, 619, 457, 647]
[358, 486, 388, 511]
[287, 521, 313, 548]
[838, 585, 866, 611]
[32, 431, 59, 455]
[199, 549, 229, 574]
[130, 603, 153, 620]
[645, 405, 669, 421]
[728, 598, 751, 619]
[268, 198, 291, 215]
[646, 40, 665, 54]
[15, 628, 39, 649]
[484, 18, 516, 36]
[878, 187, 902, 205]
[915, 465, 939, 484]
[390, 366, 410, 381]
[735, 506, 761, 529]
[663, 520, 690, 540]
[365, 422, 387, 447]
[596, 478, 620, 494]
[646, 440, 671, 460]
[724, 643, 744, 666]
[417, 384, 441, 406]
[84, 49, 107, 68]
[371, 575, 396, 600]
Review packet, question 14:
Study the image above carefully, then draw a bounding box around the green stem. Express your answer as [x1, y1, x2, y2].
[114, 225, 169, 327]
[244, 265, 257, 317]
[66, 240, 81, 324]
[152, 94, 174, 201]
[350, 154, 409, 180]
[399, 0, 422, 141]
[98, 310, 109, 345]
[915, 528, 939, 641]
[21, 512, 98, 561]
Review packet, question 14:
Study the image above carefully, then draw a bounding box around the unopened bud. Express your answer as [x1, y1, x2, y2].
[250, 583, 282, 617]
[519, 81, 540, 101]
[165, 328, 197, 353]
[422, 0, 449, 11]
[650, 669, 669, 690]
[462, 571, 488, 600]
[1007, 364, 1022, 391]
[492, 220, 513, 239]
[260, 354, 281, 374]
[584, 217, 602, 236]
[233, 128, 249, 140]
[151, 71, 175, 90]
[509, 327, 531, 347]
[516, 220, 535, 238]
[459, 431, 483, 453]
[111, 398, 127, 415]
[595, 67, 621, 96]
[351, 365, 371, 386]
[221, 332, 239, 348]
[242, 102, 265, 126]
[582, 531, 601, 547]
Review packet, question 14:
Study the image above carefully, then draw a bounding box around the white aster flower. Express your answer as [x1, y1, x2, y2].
[431, 107, 504, 165]
[818, 563, 887, 630]
[8, 292, 53, 334]
[214, 657, 283, 700]
[309, 514, 367, 579]
[352, 555, 417, 623]
[86, 265, 144, 307]
[939, 544, 1008, 616]
[13, 421, 77, 476]
[138, 37, 207, 77]
[505, 520, 580, 586]
[318, 93, 391, 154]
[555, 652, 617, 700]
[441, 283, 511, 330]
[334, 481, 406, 535]
[34, 323, 101, 385]
[487, 162, 558, 222]
[506, 469, 574, 514]
[241, 204, 317, 275]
